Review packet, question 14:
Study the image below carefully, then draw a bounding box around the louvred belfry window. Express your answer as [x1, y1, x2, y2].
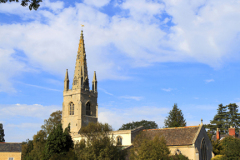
[69, 102, 74, 115]
[86, 102, 90, 115]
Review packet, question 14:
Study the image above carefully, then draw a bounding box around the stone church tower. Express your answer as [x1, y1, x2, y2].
[62, 30, 98, 134]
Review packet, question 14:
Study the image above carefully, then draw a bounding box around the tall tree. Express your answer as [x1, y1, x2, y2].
[21, 139, 33, 160]
[41, 110, 62, 136]
[45, 123, 74, 159]
[0, 0, 42, 10]
[226, 103, 240, 132]
[0, 123, 5, 142]
[119, 120, 158, 130]
[164, 104, 186, 128]
[209, 104, 228, 133]
[76, 122, 126, 160]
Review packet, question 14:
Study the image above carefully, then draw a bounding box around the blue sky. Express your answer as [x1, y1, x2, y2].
[1, 0, 240, 142]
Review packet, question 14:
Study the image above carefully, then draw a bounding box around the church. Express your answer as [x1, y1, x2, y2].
[61, 30, 214, 160]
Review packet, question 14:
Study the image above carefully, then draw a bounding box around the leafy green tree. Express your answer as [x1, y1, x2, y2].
[21, 139, 33, 160]
[119, 120, 158, 130]
[28, 130, 47, 160]
[0, 0, 42, 10]
[45, 123, 74, 159]
[41, 110, 62, 136]
[220, 136, 240, 159]
[226, 103, 240, 132]
[75, 122, 126, 160]
[164, 104, 186, 128]
[0, 123, 5, 142]
[209, 104, 227, 133]
[130, 131, 170, 160]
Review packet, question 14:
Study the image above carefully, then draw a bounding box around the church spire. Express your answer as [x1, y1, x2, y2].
[72, 30, 89, 90]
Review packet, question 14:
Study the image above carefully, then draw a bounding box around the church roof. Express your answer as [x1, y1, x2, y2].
[0, 143, 22, 152]
[143, 125, 201, 146]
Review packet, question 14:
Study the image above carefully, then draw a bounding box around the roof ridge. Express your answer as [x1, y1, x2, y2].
[143, 125, 200, 131]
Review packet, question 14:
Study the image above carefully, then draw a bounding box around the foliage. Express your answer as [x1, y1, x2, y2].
[220, 136, 240, 159]
[211, 155, 227, 160]
[211, 140, 223, 156]
[119, 120, 158, 130]
[0, 123, 5, 142]
[0, 0, 42, 10]
[41, 110, 62, 136]
[208, 104, 228, 133]
[226, 103, 240, 132]
[130, 131, 170, 160]
[76, 122, 126, 160]
[168, 154, 189, 160]
[164, 104, 186, 128]
[45, 123, 74, 159]
[21, 139, 33, 160]
[206, 103, 240, 134]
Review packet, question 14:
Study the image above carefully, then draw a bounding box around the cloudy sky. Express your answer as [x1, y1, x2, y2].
[1, 0, 240, 142]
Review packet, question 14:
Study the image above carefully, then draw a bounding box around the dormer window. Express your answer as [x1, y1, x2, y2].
[69, 102, 74, 115]
[86, 102, 91, 115]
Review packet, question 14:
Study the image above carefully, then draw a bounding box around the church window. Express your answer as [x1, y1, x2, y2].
[201, 138, 207, 160]
[86, 102, 91, 115]
[8, 158, 13, 160]
[69, 102, 74, 115]
[116, 136, 122, 145]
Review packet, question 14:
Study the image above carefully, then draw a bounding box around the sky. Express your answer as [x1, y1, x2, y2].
[1, 0, 240, 142]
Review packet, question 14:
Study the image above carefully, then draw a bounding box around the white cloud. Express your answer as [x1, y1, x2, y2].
[1, 0, 240, 92]
[0, 104, 61, 119]
[99, 88, 114, 96]
[162, 88, 173, 92]
[98, 106, 169, 130]
[205, 79, 214, 83]
[83, 0, 111, 8]
[119, 96, 143, 101]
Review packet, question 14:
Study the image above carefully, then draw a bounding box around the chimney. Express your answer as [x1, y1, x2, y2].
[229, 126, 236, 137]
[216, 128, 220, 140]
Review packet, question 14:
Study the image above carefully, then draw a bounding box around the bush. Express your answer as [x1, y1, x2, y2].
[168, 154, 189, 160]
[211, 155, 227, 160]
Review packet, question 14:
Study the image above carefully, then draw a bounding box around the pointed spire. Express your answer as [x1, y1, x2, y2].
[64, 69, 69, 91]
[93, 71, 97, 81]
[72, 30, 89, 90]
[92, 71, 97, 92]
[65, 69, 69, 80]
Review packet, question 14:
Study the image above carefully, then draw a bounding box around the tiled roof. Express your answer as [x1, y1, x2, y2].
[0, 143, 22, 152]
[143, 126, 200, 146]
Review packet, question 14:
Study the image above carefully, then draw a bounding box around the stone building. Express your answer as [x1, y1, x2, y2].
[0, 142, 22, 160]
[61, 30, 213, 160]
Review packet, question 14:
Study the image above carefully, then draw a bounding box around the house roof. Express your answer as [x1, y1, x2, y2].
[143, 125, 201, 146]
[0, 143, 22, 152]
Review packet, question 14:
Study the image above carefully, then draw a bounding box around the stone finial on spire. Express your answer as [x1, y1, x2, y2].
[92, 71, 97, 92]
[64, 69, 69, 91]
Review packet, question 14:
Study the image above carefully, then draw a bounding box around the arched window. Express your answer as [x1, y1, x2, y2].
[201, 138, 207, 160]
[116, 136, 122, 145]
[69, 102, 74, 115]
[86, 102, 91, 115]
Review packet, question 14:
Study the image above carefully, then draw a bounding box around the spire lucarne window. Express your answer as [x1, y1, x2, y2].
[201, 138, 207, 160]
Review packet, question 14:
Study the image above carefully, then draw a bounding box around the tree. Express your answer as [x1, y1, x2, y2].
[21, 139, 33, 160]
[45, 123, 74, 159]
[41, 110, 62, 136]
[0, 0, 42, 10]
[226, 103, 240, 132]
[130, 131, 170, 160]
[0, 123, 5, 142]
[220, 136, 240, 159]
[75, 122, 126, 160]
[164, 104, 186, 128]
[209, 104, 228, 133]
[119, 120, 158, 130]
